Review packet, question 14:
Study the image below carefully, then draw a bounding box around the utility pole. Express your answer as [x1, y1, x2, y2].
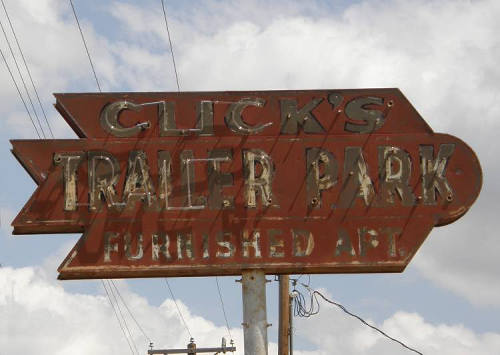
[241, 270, 268, 355]
[278, 275, 290, 355]
[289, 293, 294, 355]
[148, 338, 236, 354]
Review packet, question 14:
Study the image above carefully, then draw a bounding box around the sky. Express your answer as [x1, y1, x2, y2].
[0, 0, 499, 354]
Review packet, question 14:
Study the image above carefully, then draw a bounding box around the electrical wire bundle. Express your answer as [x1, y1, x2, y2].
[291, 280, 423, 355]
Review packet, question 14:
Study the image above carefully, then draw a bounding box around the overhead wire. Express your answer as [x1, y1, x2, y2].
[160, 0, 180, 92]
[295, 273, 311, 287]
[68, 0, 101, 92]
[160, 3, 236, 347]
[107, 280, 139, 355]
[0, 46, 40, 138]
[0, 21, 45, 138]
[164, 278, 193, 339]
[293, 282, 423, 355]
[0, 0, 53, 138]
[110, 280, 152, 344]
[69, 1, 230, 350]
[159, 1, 200, 343]
[101, 280, 137, 355]
[68, 2, 151, 353]
[291, 281, 319, 318]
[215, 277, 233, 343]
[0, 16, 45, 138]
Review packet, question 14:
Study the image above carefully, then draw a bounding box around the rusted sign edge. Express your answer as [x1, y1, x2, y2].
[54, 87, 406, 97]
[54, 101, 87, 138]
[11, 147, 45, 185]
[53, 88, 435, 139]
[58, 263, 408, 280]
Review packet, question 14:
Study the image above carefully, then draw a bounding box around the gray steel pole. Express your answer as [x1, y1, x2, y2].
[289, 294, 294, 355]
[241, 270, 268, 355]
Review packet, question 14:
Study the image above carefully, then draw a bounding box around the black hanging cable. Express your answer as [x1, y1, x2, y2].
[68, 0, 101, 92]
[290, 279, 319, 318]
[159, 4, 202, 343]
[0, 46, 40, 138]
[295, 283, 423, 355]
[67, 3, 148, 353]
[101, 280, 137, 355]
[295, 274, 311, 287]
[160, 0, 180, 92]
[0, 17, 45, 137]
[110, 280, 152, 345]
[160, 6, 237, 349]
[160, 6, 237, 348]
[215, 277, 234, 344]
[1, 0, 53, 138]
[107, 280, 139, 355]
[164, 278, 193, 339]
[69, 1, 193, 351]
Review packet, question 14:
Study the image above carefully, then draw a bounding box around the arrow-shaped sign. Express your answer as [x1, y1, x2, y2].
[11, 89, 482, 279]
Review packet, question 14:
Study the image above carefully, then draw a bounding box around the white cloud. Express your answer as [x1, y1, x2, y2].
[2, 267, 499, 355]
[413, 212, 500, 308]
[0, 266, 244, 355]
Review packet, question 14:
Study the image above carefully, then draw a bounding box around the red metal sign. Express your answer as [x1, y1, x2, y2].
[11, 89, 482, 279]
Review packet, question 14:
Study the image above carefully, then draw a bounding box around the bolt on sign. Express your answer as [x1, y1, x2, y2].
[11, 89, 482, 279]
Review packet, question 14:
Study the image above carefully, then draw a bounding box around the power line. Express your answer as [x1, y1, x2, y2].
[164, 278, 193, 339]
[103, 280, 136, 354]
[69, 2, 224, 350]
[291, 282, 319, 319]
[0, 46, 40, 138]
[295, 283, 423, 355]
[68, 0, 101, 92]
[108, 280, 139, 355]
[101, 280, 137, 355]
[68, 4, 148, 353]
[0, 16, 45, 138]
[295, 273, 311, 287]
[160, 0, 180, 92]
[160, 6, 235, 348]
[110, 280, 152, 344]
[1, 0, 54, 138]
[215, 277, 233, 342]
[158, 7, 194, 340]
[0, 17, 45, 138]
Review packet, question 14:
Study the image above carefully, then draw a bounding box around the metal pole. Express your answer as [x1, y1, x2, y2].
[187, 338, 196, 355]
[241, 270, 268, 355]
[289, 294, 294, 355]
[278, 275, 290, 355]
